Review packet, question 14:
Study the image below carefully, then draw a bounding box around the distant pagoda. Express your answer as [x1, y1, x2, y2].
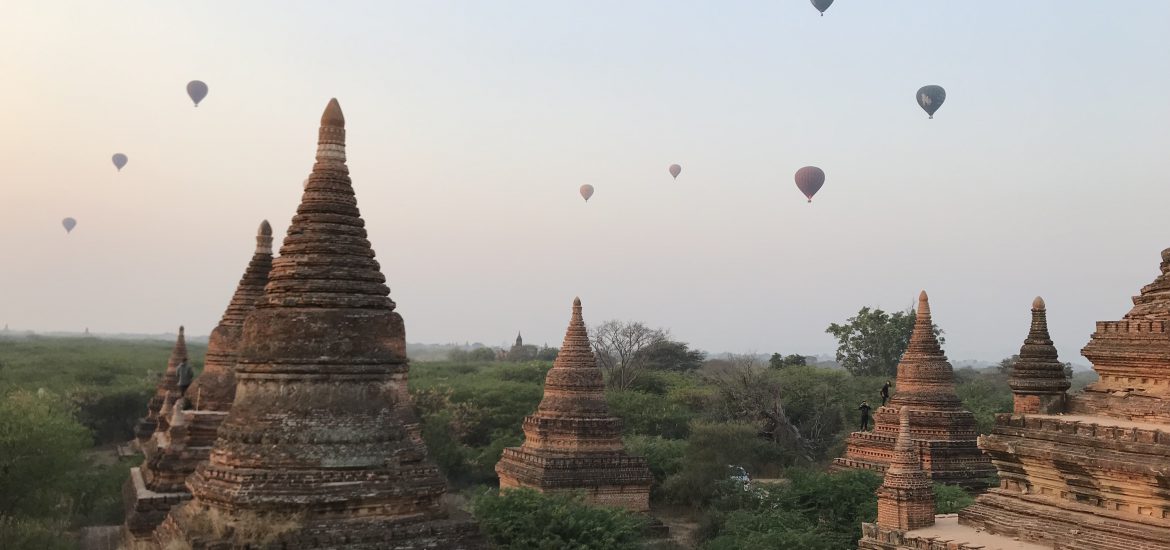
[495, 297, 653, 512]
[122, 221, 273, 544]
[833, 291, 994, 489]
[133, 327, 188, 444]
[154, 99, 482, 548]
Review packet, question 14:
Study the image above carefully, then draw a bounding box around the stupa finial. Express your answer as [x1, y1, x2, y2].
[321, 98, 345, 128]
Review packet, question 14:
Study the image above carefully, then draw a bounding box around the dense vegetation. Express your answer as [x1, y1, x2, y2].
[0, 330, 1099, 549]
[0, 334, 205, 547]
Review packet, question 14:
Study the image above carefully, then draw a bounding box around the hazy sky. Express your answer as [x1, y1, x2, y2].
[2, 2, 1169, 361]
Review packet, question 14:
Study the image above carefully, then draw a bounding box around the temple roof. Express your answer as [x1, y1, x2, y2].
[1123, 247, 1170, 320]
[260, 99, 393, 310]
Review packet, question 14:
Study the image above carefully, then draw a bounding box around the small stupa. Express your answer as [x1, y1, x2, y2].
[495, 297, 653, 511]
[133, 327, 188, 443]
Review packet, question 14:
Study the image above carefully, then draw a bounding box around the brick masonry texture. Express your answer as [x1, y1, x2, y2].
[834, 291, 995, 490]
[150, 99, 483, 549]
[495, 297, 654, 512]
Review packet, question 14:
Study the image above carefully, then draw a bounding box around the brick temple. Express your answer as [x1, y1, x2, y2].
[833, 291, 995, 489]
[860, 247, 1170, 549]
[495, 297, 653, 512]
[132, 326, 188, 444]
[122, 221, 273, 544]
[152, 99, 482, 548]
[956, 248, 1170, 548]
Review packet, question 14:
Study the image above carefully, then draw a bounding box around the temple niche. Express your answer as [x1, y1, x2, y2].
[151, 99, 483, 549]
[495, 297, 654, 512]
[122, 221, 273, 544]
[833, 291, 995, 489]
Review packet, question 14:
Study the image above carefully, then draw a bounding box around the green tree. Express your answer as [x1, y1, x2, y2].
[472, 488, 646, 550]
[639, 340, 706, 372]
[768, 353, 807, 369]
[0, 391, 91, 518]
[825, 307, 944, 377]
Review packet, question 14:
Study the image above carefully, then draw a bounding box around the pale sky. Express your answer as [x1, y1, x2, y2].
[1, 2, 1169, 361]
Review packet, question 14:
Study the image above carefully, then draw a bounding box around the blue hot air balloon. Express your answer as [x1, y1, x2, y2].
[112, 153, 128, 171]
[187, 80, 209, 107]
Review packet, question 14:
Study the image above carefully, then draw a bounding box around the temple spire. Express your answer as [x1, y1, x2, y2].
[875, 407, 935, 531]
[1010, 297, 1069, 414]
[263, 99, 391, 310]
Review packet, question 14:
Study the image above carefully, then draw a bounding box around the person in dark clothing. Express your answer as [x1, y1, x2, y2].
[176, 360, 193, 398]
[880, 381, 891, 406]
[859, 401, 872, 431]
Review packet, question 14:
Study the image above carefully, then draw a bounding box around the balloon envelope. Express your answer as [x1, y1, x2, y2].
[112, 153, 127, 171]
[916, 85, 946, 118]
[794, 166, 825, 203]
[62, 217, 76, 233]
[187, 80, 208, 107]
[579, 184, 595, 202]
[668, 164, 682, 179]
[811, 0, 833, 14]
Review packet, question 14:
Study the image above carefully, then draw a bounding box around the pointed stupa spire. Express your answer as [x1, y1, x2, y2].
[261, 99, 391, 310]
[875, 407, 935, 530]
[534, 296, 611, 419]
[1010, 296, 1069, 414]
[184, 221, 275, 411]
[887, 290, 961, 409]
[1123, 247, 1170, 320]
[169, 326, 188, 371]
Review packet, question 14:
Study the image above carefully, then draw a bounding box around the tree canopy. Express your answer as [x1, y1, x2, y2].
[825, 307, 944, 377]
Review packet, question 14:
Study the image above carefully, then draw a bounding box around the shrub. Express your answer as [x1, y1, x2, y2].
[934, 482, 975, 514]
[471, 488, 645, 550]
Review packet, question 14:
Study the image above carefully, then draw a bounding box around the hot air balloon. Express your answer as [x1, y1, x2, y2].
[112, 153, 128, 171]
[811, 0, 833, 16]
[187, 80, 208, 107]
[580, 184, 595, 202]
[62, 217, 76, 233]
[669, 164, 682, 179]
[916, 85, 946, 119]
[794, 166, 825, 203]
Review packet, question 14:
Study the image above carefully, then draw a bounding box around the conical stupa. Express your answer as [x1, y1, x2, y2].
[154, 99, 482, 549]
[133, 326, 188, 443]
[833, 291, 994, 489]
[1009, 297, 1070, 414]
[495, 297, 653, 511]
[123, 222, 274, 543]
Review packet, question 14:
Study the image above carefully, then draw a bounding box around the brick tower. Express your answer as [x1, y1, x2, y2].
[154, 99, 482, 549]
[122, 221, 274, 543]
[495, 297, 653, 512]
[834, 291, 994, 489]
[875, 407, 935, 531]
[133, 327, 188, 444]
[1009, 296, 1070, 414]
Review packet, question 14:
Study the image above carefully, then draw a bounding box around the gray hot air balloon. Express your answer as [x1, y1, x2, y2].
[112, 153, 128, 171]
[916, 85, 946, 119]
[580, 184, 595, 202]
[794, 166, 825, 203]
[811, 0, 834, 16]
[669, 164, 682, 179]
[62, 217, 76, 233]
[187, 80, 208, 107]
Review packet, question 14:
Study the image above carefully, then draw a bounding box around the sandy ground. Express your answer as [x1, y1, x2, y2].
[79, 526, 121, 550]
[650, 504, 701, 549]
